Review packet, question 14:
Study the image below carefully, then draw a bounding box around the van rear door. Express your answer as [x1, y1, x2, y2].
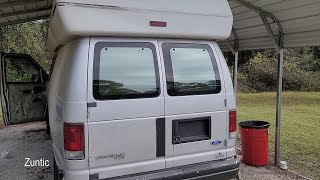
[87, 39, 165, 178]
[159, 41, 227, 167]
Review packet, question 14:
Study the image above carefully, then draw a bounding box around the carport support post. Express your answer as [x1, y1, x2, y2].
[226, 30, 239, 93]
[275, 48, 284, 166]
[259, 11, 284, 166]
[233, 51, 239, 94]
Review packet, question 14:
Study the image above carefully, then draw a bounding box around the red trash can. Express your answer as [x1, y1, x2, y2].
[239, 121, 270, 166]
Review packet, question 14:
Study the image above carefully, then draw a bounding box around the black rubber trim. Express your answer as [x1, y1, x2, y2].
[100, 158, 240, 180]
[156, 118, 165, 157]
[89, 174, 99, 180]
[87, 102, 97, 108]
[92, 42, 161, 100]
[162, 43, 221, 96]
[239, 121, 270, 129]
[172, 117, 211, 144]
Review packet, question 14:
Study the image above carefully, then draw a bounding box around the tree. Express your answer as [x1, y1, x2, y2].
[0, 21, 52, 72]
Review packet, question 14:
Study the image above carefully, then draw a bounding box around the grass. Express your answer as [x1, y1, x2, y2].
[237, 92, 320, 179]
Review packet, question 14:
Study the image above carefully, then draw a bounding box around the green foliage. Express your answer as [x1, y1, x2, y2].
[0, 21, 318, 92]
[236, 49, 320, 92]
[299, 48, 320, 71]
[240, 52, 277, 92]
[6, 58, 40, 83]
[0, 21, 52, 72]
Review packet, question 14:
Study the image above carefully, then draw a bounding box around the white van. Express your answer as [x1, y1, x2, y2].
[1, 0, 240, 179]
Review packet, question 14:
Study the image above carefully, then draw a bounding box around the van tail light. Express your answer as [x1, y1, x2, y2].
[64, 123, 84, 160]
[229, 110, 237, 139]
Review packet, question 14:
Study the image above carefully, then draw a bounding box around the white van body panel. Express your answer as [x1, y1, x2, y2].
[86, 38, 166, 179]
[55, 0, 232, 16]
[47, 0, 233, 52]
[157, 39, 228, 168]
[213, 41, 236, 151]
[48, 38, 90, 180]
[6, 0, 240, 179]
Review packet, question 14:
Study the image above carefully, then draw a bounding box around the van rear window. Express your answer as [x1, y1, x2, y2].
[93, 42, 160, 100]
[162, 43, 221, 96]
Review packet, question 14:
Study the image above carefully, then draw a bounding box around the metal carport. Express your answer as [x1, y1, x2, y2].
[0, 0, 319, 167]
[220, 0, 320, 166]
[0, 0, 51, 26]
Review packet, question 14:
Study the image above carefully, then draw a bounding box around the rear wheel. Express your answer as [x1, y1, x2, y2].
[53, 157, 63, 180]
[45, 112, 50, 135]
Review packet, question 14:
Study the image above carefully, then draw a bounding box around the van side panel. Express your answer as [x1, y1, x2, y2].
[48, 38, 91, 180]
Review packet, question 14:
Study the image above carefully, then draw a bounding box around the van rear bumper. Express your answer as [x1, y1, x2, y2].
[96, 157, 240, 180]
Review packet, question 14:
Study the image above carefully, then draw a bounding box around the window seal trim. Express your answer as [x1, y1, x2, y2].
[162, 43, 222, 96]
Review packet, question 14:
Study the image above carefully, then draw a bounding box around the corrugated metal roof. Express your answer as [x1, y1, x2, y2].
[0, 0, 52, 26]
[0, 0, 319, 51]
[220, 0, 320, 51]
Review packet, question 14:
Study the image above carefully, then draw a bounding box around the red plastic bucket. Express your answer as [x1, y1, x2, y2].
[239, 121, 270, 166]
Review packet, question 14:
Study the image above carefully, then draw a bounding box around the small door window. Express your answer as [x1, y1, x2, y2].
[162, 43, 221, 96]
[5, 56, 41, 83]
[93, 42, 160, 100]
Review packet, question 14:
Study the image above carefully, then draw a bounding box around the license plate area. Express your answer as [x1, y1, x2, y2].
[172, 117, 211, 144]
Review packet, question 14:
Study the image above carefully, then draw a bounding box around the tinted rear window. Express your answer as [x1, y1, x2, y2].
[162, 43, 221, 96]
[93, 42, 160, 100]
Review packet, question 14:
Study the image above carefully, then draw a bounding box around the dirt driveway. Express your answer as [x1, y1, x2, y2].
[0, 122, 53, 180]
[0, 122, 306, 180]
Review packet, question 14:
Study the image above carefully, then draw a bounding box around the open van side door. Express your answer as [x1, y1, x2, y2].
[0, 53, 48, 125]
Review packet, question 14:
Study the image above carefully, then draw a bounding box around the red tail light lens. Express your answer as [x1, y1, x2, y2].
[229, 110, 237, 132]
[64, 123, 84, 151]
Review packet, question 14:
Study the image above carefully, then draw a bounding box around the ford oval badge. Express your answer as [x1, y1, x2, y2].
[211, 140, 222, 145]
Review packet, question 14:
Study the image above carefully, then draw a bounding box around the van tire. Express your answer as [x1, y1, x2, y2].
[45, 112, 50, 136]
[53, 157, 63, 180]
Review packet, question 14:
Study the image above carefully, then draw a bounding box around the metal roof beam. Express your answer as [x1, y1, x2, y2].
[260, 13, 281, 53]
[0, 7, 51, 19]
[233, 0, 283, 34]
[233, 0, 284, 51]
[0, 15, 49, 26]
[226, 28, 239, 54]
[231, 28, 239, 50]
[226, 39, 237, 54]
[0, 0, 49, 8]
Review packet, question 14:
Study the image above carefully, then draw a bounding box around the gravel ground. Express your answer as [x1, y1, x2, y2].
[0, 122, 307, 180]
[238, 163, 306, 180]
[0, 122, 53, 180]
